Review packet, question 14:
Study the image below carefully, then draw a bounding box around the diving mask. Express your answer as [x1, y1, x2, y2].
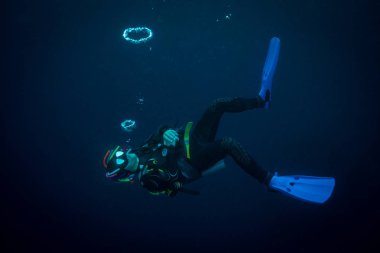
[103, 146, 137, 182]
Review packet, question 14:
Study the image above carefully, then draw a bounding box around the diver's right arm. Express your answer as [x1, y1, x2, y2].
[134, 125, 182, 154]
[163, 129, 179, 147]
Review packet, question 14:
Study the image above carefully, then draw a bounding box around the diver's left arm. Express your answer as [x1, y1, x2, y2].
[140, 147, 184, 197]
[140, 169, 183, 197]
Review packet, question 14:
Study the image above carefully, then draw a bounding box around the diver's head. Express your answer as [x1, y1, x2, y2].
[102, 146, 139, 182]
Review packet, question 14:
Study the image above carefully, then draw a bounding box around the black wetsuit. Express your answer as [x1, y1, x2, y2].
[131, 96, 270, 196]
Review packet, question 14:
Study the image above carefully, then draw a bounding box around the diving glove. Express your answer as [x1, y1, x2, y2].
[163, 129, 179, 147]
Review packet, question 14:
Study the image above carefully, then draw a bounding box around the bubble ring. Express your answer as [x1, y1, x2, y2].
[121, 119, 137, 132]
[122, 27, 153, 44]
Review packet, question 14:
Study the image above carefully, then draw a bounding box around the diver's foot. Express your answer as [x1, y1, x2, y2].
[258, 90, 271, 108]
[263, 171, 274, 188]
[263, 172, 278, 192]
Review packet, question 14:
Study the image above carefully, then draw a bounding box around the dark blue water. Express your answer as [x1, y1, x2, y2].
[3, 0, 379, 252]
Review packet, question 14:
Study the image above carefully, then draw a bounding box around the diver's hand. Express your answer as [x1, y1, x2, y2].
[163, 129, 179, 147]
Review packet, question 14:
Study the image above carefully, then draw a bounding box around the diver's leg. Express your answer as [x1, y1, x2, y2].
[191, 97, 265, 143]
[191, 137, 269, 183]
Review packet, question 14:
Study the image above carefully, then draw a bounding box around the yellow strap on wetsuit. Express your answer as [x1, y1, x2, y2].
[184, 122, 193, 159]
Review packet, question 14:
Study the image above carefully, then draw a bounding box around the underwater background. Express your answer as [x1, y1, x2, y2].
[2, 0, 379, 252]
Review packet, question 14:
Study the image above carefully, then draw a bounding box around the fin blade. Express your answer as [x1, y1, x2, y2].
[270, 175, 335, 204]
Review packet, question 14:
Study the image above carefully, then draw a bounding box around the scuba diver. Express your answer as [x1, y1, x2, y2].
[102, 37, 335, 204]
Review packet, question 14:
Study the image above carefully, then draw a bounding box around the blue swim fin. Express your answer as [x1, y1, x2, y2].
[269, 173, 335, 204]
[259, 37, 281, 108]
